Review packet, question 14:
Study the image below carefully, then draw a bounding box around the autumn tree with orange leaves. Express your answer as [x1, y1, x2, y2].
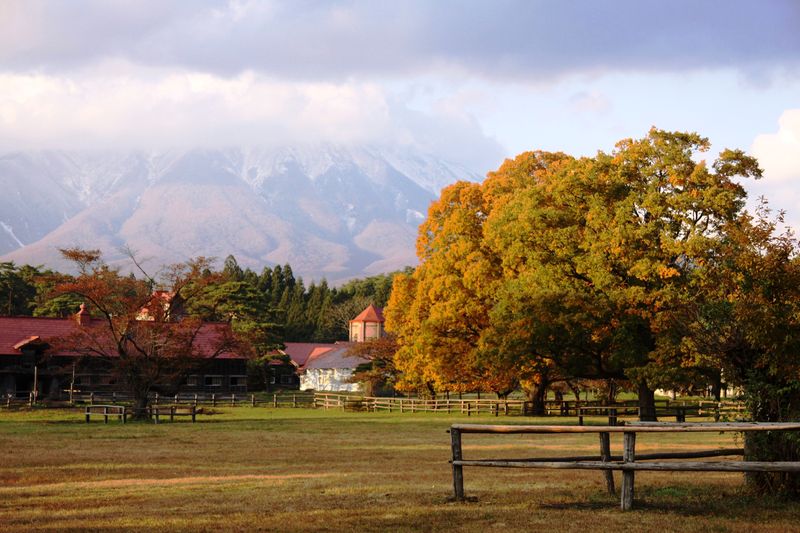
[50, 248, 241, 417]
[387, 129, 767, 419]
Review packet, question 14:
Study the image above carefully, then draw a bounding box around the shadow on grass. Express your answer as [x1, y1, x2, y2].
[541, 486, 799, 517]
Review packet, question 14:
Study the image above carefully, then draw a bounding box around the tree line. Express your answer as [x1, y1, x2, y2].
[0, 255, 399, 346]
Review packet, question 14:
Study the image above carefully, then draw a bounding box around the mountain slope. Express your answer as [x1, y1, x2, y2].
[0, 146, 480, 281]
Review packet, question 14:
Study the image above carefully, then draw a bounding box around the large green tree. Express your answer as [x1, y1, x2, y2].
[388, 128, 766, 420]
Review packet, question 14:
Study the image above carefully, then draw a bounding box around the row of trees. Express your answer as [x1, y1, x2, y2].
[384, 129, 800, 493]
[1, 256, 397, 344]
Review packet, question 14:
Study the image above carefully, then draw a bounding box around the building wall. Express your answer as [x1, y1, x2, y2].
[349, 321, 384, 342]
[300, 368, 363, 392]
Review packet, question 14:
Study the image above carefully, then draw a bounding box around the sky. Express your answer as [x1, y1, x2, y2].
[1, 0, 799, 227]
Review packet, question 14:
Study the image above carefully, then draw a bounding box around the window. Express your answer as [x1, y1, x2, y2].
[280, 374, 295, 385]
[186, 375, 200, 387]
[204, 375, 223, 387]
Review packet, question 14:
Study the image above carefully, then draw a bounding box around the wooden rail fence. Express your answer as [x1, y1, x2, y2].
[448, 422, 800, 510]
[84, 404, 127, 424]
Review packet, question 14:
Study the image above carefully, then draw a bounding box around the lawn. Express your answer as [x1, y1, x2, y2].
[1, 407, 798, 532]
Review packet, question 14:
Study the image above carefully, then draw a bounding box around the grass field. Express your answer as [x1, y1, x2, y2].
[1, 408, 798, 532]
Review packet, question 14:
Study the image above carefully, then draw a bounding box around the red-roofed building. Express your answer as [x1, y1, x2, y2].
[288, 304, 380, 392]
[0, 307, 248, 399]
[348, 304, 385, 342]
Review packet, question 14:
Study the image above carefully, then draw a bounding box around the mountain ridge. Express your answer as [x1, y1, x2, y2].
[0, 145, 480, 283]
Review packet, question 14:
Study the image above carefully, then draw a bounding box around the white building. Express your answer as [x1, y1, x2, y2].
[297, 304, 384, 392]
[298, 344, 366, 392]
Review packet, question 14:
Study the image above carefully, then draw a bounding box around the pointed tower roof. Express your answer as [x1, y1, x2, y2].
[350, 304, 384, 323]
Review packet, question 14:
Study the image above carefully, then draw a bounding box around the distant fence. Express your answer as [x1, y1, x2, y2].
[3, 389, 746, 421]
[312, 393, 746, 421]
[3, 390, 315, 409]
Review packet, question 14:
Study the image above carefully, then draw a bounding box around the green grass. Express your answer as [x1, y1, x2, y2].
[0, 408, 797, 532]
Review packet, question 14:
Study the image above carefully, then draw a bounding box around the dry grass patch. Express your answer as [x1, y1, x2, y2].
[0, 408, 797, 532]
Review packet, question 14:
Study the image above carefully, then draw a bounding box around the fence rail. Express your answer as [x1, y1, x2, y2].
[311, 393, 746, 421]
[448, 422, 800, 510]
[3, 389, 746, 421]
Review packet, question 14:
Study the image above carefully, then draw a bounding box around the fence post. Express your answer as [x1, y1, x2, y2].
[89, 392, 94, 406]
[251, 394, 256, 407]
[231, 393, 236, 406]
[28, 391, 33, 408]
[85, 407, 90, 423]
[451, 428, 465, 501]
[273, 393, 278, 408]
[467, 402, 471, 417]
[122, 407, 127, 424]
[191, 404, 196, 423]
[599, 432, 615, 495]
[212, 393, 216, 407]
[621, 432, 636, 510]
[154, 392, 158, 406]
[112, 392, 117, 404]
[293, 394, 297, 408]
[103, 406, 109, 424]
[175, 394, 179, 404]
[170, 406, 175, 422]
[194, 394, 198, 407]
[609, 408, 618, 426]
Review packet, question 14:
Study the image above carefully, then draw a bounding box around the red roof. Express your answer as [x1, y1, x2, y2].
[0, 316, 244, 359]
[350, 304, 384, 323]
[301, 343, 369, 370]
[0, 316, 87, 356]
[283, 342, 344, 366]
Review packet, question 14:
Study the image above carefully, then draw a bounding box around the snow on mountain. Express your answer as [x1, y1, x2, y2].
[0, 145, 481, 282]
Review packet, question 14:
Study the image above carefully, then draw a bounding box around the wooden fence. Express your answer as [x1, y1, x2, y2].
[448, 421, 800, 510]
[4, 389, 746, 422]
[3, 391, 316, 409]
[311, 393, 746, 421]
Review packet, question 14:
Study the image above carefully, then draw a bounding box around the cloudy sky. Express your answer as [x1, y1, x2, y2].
[1, 0, 799, 225]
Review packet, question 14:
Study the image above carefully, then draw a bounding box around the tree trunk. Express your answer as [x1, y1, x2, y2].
[131, 387, 151, 420]
[637, 381, 657, 421]
[607, 379, 617, 404]
[568, 381, 582, 410]
[710, 371, 722, 402]
[527, 380, 549, 416]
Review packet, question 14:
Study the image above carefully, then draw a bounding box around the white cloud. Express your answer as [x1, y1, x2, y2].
[0, 64, 503, 172]
[749, 109, 800, 232]
[752, 109, 800, 182]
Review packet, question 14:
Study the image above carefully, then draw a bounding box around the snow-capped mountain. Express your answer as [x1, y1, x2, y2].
[0, 146, 481, 282]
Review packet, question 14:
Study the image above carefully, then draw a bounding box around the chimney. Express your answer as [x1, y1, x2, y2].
[76, 303, 91, 326]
